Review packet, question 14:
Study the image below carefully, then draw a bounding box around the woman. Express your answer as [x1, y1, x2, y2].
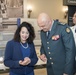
[4, 22, 38, 75]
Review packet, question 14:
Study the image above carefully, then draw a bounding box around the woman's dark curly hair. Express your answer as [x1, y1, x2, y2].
[13, 22, 35, 43]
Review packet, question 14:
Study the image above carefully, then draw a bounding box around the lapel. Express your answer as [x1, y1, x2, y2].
[43, 31, 47, 40]
[48, 21, 57, 40]
[15, 42, 23, 58]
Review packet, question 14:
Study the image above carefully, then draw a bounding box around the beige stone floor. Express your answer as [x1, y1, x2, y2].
[0, 68, 47, 75]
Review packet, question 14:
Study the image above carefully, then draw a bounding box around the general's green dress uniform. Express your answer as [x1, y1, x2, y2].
[40, 20, 75, 75]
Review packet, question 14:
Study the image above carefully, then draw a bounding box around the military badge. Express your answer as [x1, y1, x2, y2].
[52, 35, 60, 40]
[66, 28, 70, 33]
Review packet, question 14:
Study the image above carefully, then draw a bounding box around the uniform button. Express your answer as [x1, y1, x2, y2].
[48, 52, 51, 54]
[48, 47, 50, 49]
[51, 62, 53, 64]
[50, 57, 52, 59]
[47, 42, 49, 44]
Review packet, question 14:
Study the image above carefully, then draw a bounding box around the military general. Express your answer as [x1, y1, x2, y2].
[37, 13, 75, 75]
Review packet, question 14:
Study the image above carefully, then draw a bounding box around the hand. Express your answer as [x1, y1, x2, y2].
[24, 57, 31, 65]
[39, 54, 47, 62]
[19, 60, 23, 64]
[19, 57, 31, 66]
[63, 73, 68, 75]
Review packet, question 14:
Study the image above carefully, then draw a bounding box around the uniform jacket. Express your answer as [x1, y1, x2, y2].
[4, 40, 38, 74]
[40, 20, 75, 75]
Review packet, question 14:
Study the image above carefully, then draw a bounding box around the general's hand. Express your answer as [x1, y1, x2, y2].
[39, 54, 47, 62]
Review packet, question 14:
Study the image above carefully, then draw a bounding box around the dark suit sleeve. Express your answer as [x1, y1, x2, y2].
[4, 41, 23, 68]
[61, 26, 75, 74]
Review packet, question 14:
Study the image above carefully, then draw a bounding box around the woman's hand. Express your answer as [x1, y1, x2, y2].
[19, 57, 31, 66]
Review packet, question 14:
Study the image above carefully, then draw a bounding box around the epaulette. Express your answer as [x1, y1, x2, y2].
[58, 22, 67, 26]
[56, 21, 70, 33]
